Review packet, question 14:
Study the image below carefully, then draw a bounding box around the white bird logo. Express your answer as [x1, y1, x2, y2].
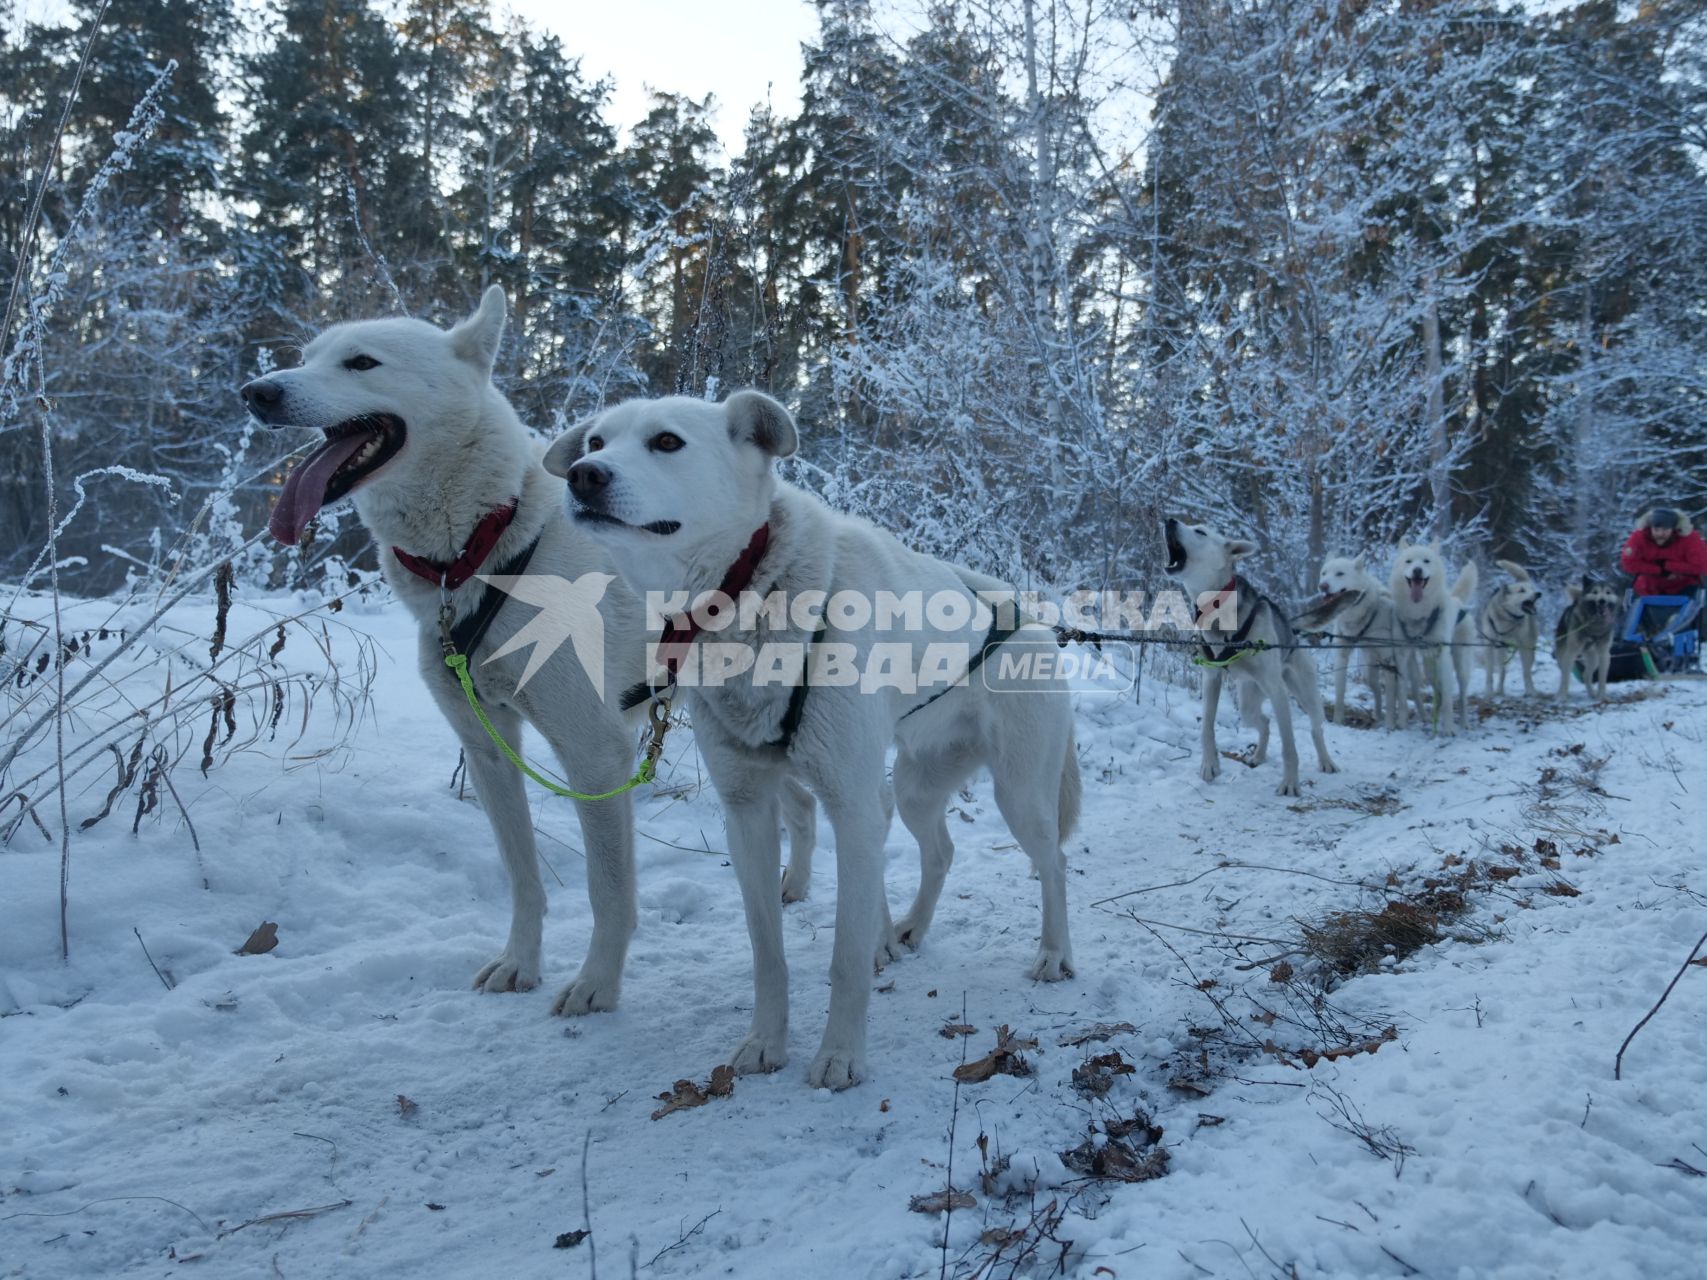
[478, 571, 614, 698]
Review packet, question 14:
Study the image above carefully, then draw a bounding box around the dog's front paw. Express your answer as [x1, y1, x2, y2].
[1275, 778, 1301, 798]
[1029, 948, 1075, 982]
[780, 861, 810, 903]
[1320, 759, 1339, 774]
[729, 1031, 788, 1076]
[550, 970, 620, 1016]
[1199, 757, 1220, 783]
[473, 952, 540, 994]
[806, 1046, 863, 1090]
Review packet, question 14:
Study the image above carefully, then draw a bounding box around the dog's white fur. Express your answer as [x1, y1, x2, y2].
[1163, 520, 1337, 795]
[1390, 542, 1477, 735]
[1554, 576, 1621, 700]
[243, 290, 816, 1014]
[1478, 560, 1542, 698]
[1307, 554, 1403, 730]
[544, 392, 1080, 1090]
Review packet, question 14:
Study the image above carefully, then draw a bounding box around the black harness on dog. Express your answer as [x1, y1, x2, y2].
[1397, 604, 1442, 643]
[443, 535, 542, 695]
[1482, 603, 1531, 648]
[1197, 575, 1277, 665]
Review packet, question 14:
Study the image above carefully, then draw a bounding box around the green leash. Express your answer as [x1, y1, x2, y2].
[1192, 641, 1266, 669]
[439, 602, 670, 802]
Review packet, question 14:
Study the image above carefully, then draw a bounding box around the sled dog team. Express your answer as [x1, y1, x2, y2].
[238, 290, 1626, 1089]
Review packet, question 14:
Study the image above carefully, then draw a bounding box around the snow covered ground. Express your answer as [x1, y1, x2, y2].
[3, 590, 1706, 1279]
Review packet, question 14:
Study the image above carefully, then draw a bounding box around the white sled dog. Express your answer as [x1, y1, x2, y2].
[1478, 559, 1543, 698]
[1296, 554, 1403, 730]
[1554, 576, 1621, 700]
[1390, 542, 1478, 734]
[240, 288, 814, 1015]
[1163, 520, 1337, 796]
[543, 392, 1080, 1090]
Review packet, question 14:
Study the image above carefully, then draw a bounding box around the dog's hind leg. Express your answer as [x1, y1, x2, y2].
[1239, 680, 1270, 765]
[1258, 667, 1303, 795]
[1332, 645, 1351, 726]
[1288, 654, 1337, 775]
[990, 738, 1074, 982]
[891, 742, 980, 953]
[1520, 643, 1536, 697]
[1199, 669, 1224, 782]
[779, 776, 817, 903]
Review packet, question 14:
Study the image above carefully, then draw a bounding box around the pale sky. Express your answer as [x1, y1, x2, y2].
[15, 0, 827, 159]
[506, 0, 822, 156]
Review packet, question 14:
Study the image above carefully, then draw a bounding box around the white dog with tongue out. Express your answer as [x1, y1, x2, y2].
[242, 289, 668, 1018]
[1390, 541, 1478, 735]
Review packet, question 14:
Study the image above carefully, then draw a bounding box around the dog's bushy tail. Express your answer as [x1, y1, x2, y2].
[1452, 562, 1479, 602]
[1494, 558, 1530, 584]
[1058, 726, 1082, 843]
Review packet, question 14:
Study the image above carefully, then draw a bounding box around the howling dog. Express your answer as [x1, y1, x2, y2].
[1554, 576, 1621, 700]
[1297, 554, 1403, 731]
[1478, 560, 1543, 698]
[544, 391, 1079, 1090]
[1163, 519, 1337, 796]
[241, 288, 813, 1016]
[1390, 542, 1477, 734]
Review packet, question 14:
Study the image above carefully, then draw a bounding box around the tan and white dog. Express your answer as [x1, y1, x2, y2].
[545, 392, 1080, 1090]
[1478, 560, 1543, 698]
[241, 289, 813, 1017]
[1391, 542, 1478, 734]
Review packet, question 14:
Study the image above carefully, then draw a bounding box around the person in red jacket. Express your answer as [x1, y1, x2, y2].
[1620, 507, 1707, 597]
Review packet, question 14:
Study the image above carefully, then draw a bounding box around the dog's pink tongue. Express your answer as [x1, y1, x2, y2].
[269, 432, 372, 545]
[1409, 578, 1426, 603]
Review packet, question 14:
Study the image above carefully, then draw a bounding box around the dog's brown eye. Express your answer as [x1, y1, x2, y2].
[586, 435, 604, 452]
[650, 432, 685, 453]
[343, 354, 380, 371]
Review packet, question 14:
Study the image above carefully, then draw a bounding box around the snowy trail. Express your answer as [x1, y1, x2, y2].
[3, 596, 1705, 1279]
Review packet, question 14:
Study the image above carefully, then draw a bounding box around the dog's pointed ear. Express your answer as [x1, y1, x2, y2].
[1353, 553, 1366, 572]
[1227, 538, 1257, 560]
[725, 389, 797, 458]
[543, 417, 595, 479]
[450, 285, 507, 375]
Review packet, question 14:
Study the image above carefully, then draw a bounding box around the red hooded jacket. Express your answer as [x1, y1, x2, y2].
[1621, 510, 1707, 597]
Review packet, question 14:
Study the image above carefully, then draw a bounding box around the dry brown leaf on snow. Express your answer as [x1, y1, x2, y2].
[939, 1022, 978, 1039]
[236, 922, 278, 955]
[650, 1079, 709, 1120]
[651, 1066, 736, 1119]
[909, 1189, 976, 1215]
[1058, 1021, 1136, 1047]
[396, 1094, 418, 1119]
[953, 1025, 1038, 1082]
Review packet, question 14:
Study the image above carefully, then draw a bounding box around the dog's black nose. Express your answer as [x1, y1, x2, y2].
[568, 459, 610, 499]
[240, 378, 284, 422]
